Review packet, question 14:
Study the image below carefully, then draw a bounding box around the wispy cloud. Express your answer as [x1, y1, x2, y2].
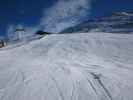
[40, 0, 92, 33]
[6, 24, 39, 41]
[6, 0, 92, 40]
[7, 25, 17, 41]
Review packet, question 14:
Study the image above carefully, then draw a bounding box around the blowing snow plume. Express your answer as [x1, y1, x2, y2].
[40, 0, 92, 33]
[6, 24, 40, 42]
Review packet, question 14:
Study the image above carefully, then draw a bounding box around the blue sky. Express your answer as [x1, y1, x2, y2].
[0, 0, 55, 36]
[91, 0, 133, 17]
[0, 0, 133, 37]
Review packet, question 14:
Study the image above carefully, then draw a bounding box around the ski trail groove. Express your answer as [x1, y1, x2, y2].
[50, 75, 65, 100]
[70, 82, 76, 100]
[86, 77, 98, 95]
[90, 73, 113, 100]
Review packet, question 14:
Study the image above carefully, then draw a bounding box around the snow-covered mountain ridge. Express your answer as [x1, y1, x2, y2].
[0, 32, 133, 100]
[62, 12, 133, 33]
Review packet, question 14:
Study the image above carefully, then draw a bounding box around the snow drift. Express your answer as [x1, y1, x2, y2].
[0, 32, 133, 100]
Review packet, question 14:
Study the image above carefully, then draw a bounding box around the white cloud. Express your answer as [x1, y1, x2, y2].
[40, 0, 92, 33]
[6, 0, 92, 40]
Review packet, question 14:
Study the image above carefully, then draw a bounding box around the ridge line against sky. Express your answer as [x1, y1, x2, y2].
[0, 0, 133, 37]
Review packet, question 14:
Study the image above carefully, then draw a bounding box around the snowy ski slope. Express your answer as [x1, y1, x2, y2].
[0, 32, 133, 100]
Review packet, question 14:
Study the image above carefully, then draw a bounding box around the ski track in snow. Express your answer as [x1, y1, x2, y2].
[0, 32, 133, 100]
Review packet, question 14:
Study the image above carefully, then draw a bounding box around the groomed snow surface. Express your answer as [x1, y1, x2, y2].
[0, 32, 133, 100]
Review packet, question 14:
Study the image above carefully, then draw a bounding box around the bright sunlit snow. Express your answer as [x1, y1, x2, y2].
[0, 32, 133, 100]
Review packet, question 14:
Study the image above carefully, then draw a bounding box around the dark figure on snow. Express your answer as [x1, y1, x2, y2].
[0, 40, 5, 48]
